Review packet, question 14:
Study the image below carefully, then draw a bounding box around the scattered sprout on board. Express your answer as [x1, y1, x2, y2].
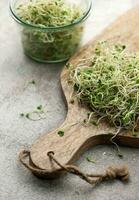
[57, 130, 65, 137]
[69, 41, 139, 134]
[16, 0, 85, 62]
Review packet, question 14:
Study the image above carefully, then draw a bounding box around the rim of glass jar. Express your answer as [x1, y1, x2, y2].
[9, 0, 92, 30]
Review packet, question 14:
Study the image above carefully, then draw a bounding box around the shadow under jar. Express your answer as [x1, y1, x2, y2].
[9, 0, 92, 63]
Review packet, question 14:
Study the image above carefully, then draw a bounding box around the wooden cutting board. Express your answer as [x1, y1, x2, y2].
[23, 5, 139, 178]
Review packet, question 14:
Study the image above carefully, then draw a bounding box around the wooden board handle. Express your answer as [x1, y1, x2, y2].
[29, 111, 139, 178]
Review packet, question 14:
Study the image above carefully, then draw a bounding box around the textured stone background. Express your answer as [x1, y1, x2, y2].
[0, 0, 139, 199]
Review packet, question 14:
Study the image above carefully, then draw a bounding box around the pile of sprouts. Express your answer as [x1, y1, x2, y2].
[16, 0, 84, 62]
[16, 0, 83, 27]
[69, 41, 139, 134]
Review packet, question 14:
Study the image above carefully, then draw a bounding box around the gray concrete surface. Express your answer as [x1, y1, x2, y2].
[1, 0, 139, 199]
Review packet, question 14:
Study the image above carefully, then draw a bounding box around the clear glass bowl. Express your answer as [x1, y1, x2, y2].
[9, 0, 92, 63]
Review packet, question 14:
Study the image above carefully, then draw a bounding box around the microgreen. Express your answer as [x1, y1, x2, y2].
[37, 105, 43, 110]
[19, 105, 47, 121]
[69, 41, 139, 132]
[25, 113, 30, 119]
[57, 130, 65, 137]
[90, 121, 98, 126]
[16, 0, 84, 62]
[69, 41, 139, 156]
[86, 156, 96, 164]
[24, 79, 36, 91]
[20, 113, 24, 117]
[16, 0, 83, 28]
[30, 80, 36, 85]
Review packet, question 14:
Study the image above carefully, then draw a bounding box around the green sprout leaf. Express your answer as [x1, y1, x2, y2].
[86, 156, 96, 164]
[90, 121, 98, 126]
[25, 113, 30, 119]
[57, 130, 65, 137]
[31, 80, 36, 85]
[37, 105, 43, 110]
[20, 113, 24, 117]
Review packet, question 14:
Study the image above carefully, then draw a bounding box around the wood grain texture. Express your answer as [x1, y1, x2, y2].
[30, 5, 139, 177]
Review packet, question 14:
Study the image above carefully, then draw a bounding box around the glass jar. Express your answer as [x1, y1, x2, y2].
[9, 0, 92, 63]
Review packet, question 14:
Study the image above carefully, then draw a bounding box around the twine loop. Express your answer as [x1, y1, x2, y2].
[19, 149, 129, 187]
[48, 151, 129, 185]
[104, 166, 129, 181]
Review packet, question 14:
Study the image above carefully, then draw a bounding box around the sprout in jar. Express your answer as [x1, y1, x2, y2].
[16, 0, 85, 63]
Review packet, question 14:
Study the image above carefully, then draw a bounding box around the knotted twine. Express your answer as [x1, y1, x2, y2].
[19, 150, 129, 187]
